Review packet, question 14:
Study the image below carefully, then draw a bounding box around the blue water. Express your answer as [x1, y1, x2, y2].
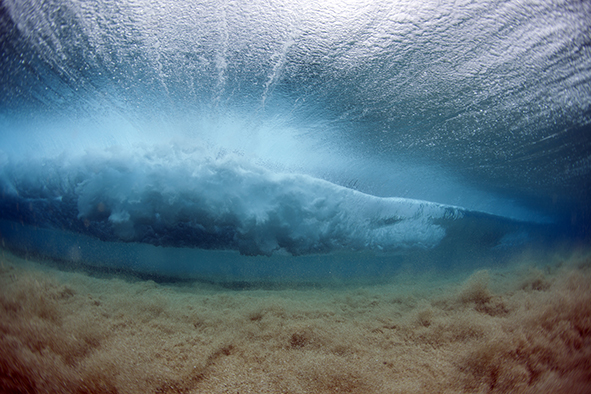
[1, 0, 589, 281]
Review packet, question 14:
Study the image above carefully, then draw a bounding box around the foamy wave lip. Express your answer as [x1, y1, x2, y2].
[0, 147, 483, 256]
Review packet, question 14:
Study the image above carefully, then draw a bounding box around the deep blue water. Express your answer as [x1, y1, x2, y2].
[0, 0, 589, 281]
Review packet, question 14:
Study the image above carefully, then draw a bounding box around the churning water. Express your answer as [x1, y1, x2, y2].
[0, 1, 590, 392]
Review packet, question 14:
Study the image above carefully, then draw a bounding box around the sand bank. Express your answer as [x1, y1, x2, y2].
[1, 248, 590, 393]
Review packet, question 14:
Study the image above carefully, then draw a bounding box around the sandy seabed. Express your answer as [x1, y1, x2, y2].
[1, 247, 590, 394]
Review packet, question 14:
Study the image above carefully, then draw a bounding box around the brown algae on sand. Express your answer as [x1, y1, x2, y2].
[1, 249, 591, 393]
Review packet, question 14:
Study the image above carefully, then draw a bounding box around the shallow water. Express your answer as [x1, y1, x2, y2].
[1, 0, 590, 392]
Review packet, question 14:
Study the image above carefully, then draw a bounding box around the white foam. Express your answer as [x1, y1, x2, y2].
[1, 145, 465, 256]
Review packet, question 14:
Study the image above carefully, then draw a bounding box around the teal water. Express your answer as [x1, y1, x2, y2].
[0, 0, 590, 280]
[1, 2, 591, 391]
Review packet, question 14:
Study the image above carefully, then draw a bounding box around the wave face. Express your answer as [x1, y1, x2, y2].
[0, 0, 589, 263]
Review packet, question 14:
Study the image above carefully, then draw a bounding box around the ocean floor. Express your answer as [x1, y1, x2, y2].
[1, 247, 590, 393]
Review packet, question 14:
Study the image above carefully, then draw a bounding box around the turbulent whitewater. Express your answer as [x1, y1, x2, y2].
[0, 145, 484, 256]
[0, 0, 590, 269]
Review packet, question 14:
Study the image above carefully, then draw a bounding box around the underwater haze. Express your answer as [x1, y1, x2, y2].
[0, 0, 589, 280]
[1, 0, 591, 392]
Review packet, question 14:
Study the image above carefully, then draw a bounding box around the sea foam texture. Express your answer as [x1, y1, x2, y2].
[0, 146, 464, 256]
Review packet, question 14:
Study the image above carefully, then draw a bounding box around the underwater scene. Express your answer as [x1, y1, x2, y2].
[1, 0, 590, 392]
